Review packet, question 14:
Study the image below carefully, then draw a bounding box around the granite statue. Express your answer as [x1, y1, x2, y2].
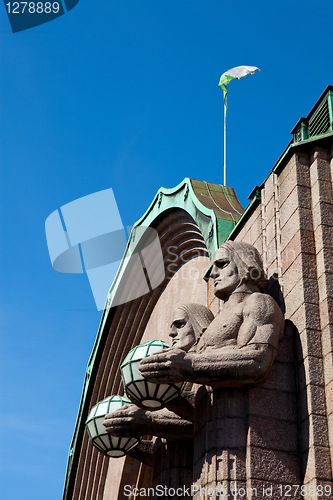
[103, 303, 214, 440]
[139, 241, 284, 388]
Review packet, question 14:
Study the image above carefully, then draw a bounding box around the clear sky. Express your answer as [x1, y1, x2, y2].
[0, 1, 332, 498]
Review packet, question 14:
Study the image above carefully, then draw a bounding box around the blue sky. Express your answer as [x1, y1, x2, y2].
[0, 1, 332, 498]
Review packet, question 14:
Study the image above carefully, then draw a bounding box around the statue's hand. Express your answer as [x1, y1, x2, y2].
[139, 348, 192, 383]
[103, 404, 151, 437]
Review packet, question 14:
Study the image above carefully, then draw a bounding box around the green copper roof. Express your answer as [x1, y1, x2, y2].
[131, 177, 243, 257]
[291, 86, 333, 144]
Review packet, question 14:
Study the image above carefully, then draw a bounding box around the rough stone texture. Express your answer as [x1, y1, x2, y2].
[285, 278, 319, 318]
[301, 415, 330, 450]
[299, 384, 327, 421]
[297, 329, 323, 363]
[231, 147, 333, 495]
[247, 416, 298, 452]
[316, 247, 333, 278]
[247, 447, 300, 482]
[282, 252, 317, 296]
[280, 185, 312, 229]
[278, 154, 310, 202]
[281, 207, 314, 251]
[235, 205, 261, 245]
[193, 388, 249, 500]
[314, 224, 333, 253]
[282, 229, 316, 270]
[301, 355, 325, 388]
[320, 298, 333, 330]
[153, 439, 193, 499]
[245, 328, 301, 493]
[322, 324, 333, 356]
[318, 272, 333, 302]
[290, 303, 321, 334]
[309, 150, 333, 488]
[248, 386, 297, 422]
[302, 446, 332, 482]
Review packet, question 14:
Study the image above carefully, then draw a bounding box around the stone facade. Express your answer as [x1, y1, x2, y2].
[229, 145, 333, 496]
[192, 323, 300, 500]
[94, 143, 333, 499]
[63, 90, 333, 500]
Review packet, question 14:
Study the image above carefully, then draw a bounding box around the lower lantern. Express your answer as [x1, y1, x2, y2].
[85, 395, 140, 457]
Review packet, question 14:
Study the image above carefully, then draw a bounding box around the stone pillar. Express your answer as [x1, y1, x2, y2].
[246, 323, 301, 499]
[262, 172, 279, 279]
[329, 145, 333, 470]
[193, 386, 248, 500]
[192, 325, 301, 500]
[308, 148, 333, 492]
[153, 438, 193, 499]
[274, 148, 333, 498]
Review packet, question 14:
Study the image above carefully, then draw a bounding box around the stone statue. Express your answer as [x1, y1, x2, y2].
[103, 303, 214, 440]
[139, 241, 284, 388]
[104, 241, 286, 497]
[168, 303, 215, 352]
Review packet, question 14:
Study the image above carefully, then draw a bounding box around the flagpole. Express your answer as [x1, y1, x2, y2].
[224, 94, 227, 186]
[219, 66, 260, 187]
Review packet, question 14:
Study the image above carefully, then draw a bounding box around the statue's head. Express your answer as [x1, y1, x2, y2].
[169, 303, 214, 351]
[209, 241, 268, 300]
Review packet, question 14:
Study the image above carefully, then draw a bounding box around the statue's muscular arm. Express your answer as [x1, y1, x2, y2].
[139, 294, 284, 387]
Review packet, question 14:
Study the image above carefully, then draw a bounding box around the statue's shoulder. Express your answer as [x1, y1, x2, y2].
[245, 291, 275, 306]
[244, 292, 284, 322]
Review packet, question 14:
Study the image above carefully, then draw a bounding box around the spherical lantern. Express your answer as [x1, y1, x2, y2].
[120, 340, 185, 410]
[85, 395, 140, 457]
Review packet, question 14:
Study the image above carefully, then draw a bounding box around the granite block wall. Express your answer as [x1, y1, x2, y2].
[229, 145, 333, 498]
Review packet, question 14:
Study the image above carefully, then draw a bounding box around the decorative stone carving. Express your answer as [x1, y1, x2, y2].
[169, 303, 215, 353]
[103, 303, 214, 440]
[104, 242, 287, 499]
[139, 241, 284, 388]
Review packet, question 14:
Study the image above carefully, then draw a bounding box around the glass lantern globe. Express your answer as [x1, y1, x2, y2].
[85, 395, 140, 457]
[120, 340, 185, 410]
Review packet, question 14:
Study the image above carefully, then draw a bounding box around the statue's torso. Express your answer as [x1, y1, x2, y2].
[196, 300, 245, 352]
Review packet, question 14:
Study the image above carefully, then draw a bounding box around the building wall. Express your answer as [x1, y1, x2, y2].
[102, 145, 333, 499]
[230, 145, 333, 494]
[71, 142, 333, 500]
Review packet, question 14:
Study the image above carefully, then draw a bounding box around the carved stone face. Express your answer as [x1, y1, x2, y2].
[210, 247, 241, 300]
[169, 308, 196, 351]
